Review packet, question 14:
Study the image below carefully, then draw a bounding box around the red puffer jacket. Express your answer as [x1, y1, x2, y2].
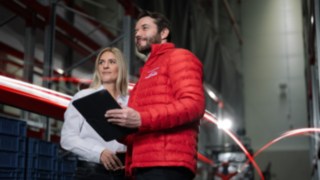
[126, 43, 205, 175]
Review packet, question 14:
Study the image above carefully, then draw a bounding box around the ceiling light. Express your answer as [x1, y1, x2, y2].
[218, 118, 232, 130]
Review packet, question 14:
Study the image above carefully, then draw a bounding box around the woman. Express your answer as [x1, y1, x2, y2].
[60, 47, 128, 180]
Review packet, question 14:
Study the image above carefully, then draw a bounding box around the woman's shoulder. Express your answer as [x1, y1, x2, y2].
[72, 88, 98, 101]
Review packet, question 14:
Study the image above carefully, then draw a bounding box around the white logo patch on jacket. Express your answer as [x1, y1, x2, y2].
[145, 67, 159, 79]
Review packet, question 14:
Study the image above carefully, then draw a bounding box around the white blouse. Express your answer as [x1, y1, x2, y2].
[60, 86, 128, 163]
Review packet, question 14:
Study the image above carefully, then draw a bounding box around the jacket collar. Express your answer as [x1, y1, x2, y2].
[145, 43, 175, 65]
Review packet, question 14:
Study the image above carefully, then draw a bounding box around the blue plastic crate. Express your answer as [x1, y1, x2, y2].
[57, 173, 76, 180]
[58, 159, 77, 174]
[27, 138, 58, 157]
[26, 169, 56, 180]
[0, 117, 26, 136]
[0, 168, 24, 180]
[0, 151, 25, 168]
[0, 134, 26, 152]
[27, 154, 57, 171]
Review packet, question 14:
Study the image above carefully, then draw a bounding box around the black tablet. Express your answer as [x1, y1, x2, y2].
[116, 152, 126, 165]
[72, 89, 136, 141]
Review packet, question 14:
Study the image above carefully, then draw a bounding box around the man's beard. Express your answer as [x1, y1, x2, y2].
[136, 42, 151, 55]
[136, 34, 162, 55]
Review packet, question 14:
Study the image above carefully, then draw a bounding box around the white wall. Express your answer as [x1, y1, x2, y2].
[242, 0, 310, 179]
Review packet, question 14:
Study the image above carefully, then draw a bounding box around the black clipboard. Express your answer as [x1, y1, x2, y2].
[72, 89, 136, 141]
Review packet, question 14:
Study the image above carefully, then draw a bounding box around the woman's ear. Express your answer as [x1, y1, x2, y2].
[160, 28, 169, 42]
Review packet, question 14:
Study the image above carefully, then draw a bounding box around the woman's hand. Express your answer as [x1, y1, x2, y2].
[100, 149, 124, 171]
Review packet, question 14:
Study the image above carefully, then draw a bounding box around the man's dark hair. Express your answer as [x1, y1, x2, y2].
[137, 11, 172, 42]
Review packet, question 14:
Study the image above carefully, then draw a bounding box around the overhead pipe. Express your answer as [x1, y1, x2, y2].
[0, 15, 17, 27]
[222, 0, 243, 45]
[0, 42, 61, 77]
[58, 3, 120, 37]
[0, 1, 91, 56]
[21, 0, 100, 51]
[63, 34, 125, 75]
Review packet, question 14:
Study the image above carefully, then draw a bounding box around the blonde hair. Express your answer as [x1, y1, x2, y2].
[90, 47, 128, 96]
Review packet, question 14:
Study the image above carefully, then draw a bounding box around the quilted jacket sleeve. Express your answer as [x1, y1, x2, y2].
[139, 49, 205, 132]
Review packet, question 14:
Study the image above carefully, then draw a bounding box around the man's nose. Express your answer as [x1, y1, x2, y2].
[135, 29, 141, 38]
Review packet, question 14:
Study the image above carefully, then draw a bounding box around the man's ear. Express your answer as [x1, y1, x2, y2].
[160, 28, 169, 41]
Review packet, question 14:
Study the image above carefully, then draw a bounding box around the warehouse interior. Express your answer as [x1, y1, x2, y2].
[0, 0, 319, 179]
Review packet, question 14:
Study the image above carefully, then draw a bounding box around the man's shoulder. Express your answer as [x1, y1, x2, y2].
[166, 48, 201, 64]
[168, 48, 193, 56]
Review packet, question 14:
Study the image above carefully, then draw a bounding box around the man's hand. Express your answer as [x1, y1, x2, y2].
[105, 107, 141, 128]
[100, 149, 123, 171]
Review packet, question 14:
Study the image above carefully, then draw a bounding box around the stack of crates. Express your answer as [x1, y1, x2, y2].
[57, 150, 78, 179]
[0, 117, 27, 179]
[26, 138, 58, 179]
[0, 116, 79, 179]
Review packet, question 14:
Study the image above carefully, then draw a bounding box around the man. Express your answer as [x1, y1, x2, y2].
[106, 11, 205, 180]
